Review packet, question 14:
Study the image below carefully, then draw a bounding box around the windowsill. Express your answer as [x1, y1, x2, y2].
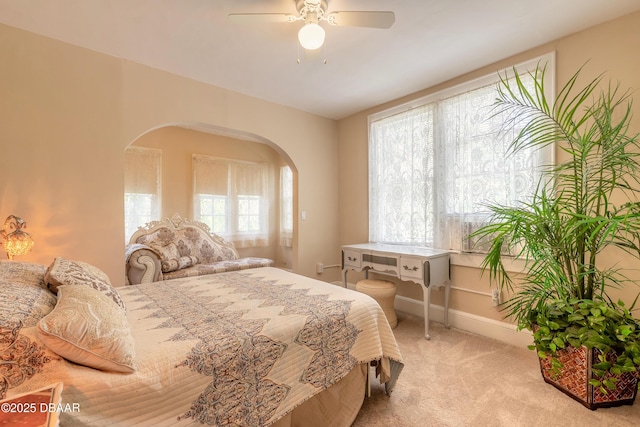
[450, 252, 527, 274]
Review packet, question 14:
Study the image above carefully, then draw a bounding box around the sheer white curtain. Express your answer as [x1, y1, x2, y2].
[232, 161, 269, 248]
[369, 54, 554, 253]
[369, 105, 435, 246]
[437, 80, 539, 252]
[193, 155, 269, 248]
[279, 165, 293, 248]
[124, 146, 162, 240]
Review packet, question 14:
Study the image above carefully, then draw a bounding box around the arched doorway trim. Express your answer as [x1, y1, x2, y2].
[126, 121, 299, 271]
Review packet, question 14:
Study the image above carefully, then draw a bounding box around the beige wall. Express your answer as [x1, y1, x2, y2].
[337, 11, 640, 323]
[0, 23, 339, 284]
[0, 23, 124, 280]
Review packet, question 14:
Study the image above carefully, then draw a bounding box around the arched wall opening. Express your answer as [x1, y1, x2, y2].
[125, 122, 299, 271]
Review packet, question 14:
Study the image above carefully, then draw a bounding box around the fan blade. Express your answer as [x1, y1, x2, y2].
[228, 13, 297, 24]
[326, 11, 395, 29]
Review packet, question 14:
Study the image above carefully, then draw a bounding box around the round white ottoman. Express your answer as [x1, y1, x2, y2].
[356, 279, 398, 329]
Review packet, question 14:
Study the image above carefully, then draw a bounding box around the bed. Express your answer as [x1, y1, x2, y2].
[1, 260, 403, 426]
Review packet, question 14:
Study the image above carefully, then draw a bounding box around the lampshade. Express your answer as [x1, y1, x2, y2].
[2, 215, 34, 260]
[298, 22, 325, 50]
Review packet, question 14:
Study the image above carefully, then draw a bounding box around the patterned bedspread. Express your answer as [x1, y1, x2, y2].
[4, 267, 403, 426]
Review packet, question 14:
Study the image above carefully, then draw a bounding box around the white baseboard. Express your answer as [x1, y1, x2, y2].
[338, 281, 533, 348]
[394, 294, 533, 348]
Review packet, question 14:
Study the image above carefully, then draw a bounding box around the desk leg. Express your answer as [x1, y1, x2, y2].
[444, 281, 451, 329]
[422, 285, 431, 340]
[342, 269, 348, 288]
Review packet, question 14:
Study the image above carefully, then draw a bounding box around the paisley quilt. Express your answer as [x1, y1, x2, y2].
[3, 267, 403, 426]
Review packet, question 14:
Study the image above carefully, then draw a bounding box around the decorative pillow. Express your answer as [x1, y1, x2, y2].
[0, 260, 47, 289]
[149, 242, 183, 272]
[0, 284, 57, 328]
[153, 242, 181, 260]
[160, 255, 199, 273]
[136, 227, 176, 247]
[37, 285, 136, 374]
[44, 257, 126, 311]
[196, 241, 238, 263]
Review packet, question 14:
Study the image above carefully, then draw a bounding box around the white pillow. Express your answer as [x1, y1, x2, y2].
[37, 285, 135, 373]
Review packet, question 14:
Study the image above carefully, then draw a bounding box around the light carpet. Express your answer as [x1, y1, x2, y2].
[352, 313, 640, 427]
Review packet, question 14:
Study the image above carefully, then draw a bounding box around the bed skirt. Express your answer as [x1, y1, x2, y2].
[273, 363, 368, 427]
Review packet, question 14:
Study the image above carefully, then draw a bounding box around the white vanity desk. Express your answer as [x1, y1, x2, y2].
[341, 243, 450, 339]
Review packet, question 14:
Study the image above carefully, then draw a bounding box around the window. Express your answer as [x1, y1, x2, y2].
[193, 155, 269, 248]
[196, 194, 227, 234]
[237, 195, 261, 233]
[368, 54, 555, 252]
[124, 147, 161, 240]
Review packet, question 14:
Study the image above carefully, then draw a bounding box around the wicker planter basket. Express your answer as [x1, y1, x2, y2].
[539, 344, 639, 410]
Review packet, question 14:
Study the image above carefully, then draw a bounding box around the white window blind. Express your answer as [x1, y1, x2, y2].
[193, 157, 229, 195]
[124, 146, 162, 240]
[369, 54, 555, 252]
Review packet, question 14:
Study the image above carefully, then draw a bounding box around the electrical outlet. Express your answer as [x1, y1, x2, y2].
[491, 288, 501, 306]
[316, 262, 324, 274]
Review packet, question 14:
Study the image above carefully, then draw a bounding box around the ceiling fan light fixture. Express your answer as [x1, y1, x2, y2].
[298, 22, 325, 50]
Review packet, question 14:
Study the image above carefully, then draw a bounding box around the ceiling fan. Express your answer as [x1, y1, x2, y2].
[228, 0, 395, 50]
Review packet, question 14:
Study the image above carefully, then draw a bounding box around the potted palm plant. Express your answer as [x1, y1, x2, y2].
[473, 63, 640, 409]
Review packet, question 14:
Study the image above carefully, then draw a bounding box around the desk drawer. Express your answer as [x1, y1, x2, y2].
[400, 257, 424, 280]
[362, 253, 399, 274]
[343, 250, 361, 268]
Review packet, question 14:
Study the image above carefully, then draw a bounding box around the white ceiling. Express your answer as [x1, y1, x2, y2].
[1, 0, 640, 120]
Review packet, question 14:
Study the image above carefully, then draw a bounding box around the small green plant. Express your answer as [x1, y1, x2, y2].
[473, 63, 640, 386]
[533, 298, 640, 392]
